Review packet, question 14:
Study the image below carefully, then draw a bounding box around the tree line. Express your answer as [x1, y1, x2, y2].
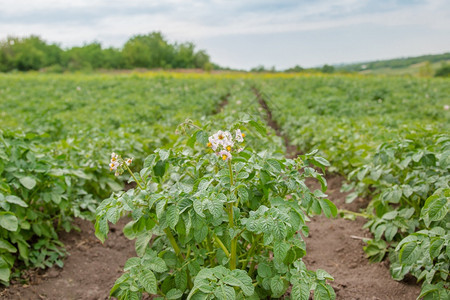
[0, 32, 214, 72]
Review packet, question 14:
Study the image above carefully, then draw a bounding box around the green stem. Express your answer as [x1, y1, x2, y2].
[164, 228, 184, 260]
[228, 160, 234, 187]
[125, 163, 145, 190]
[213, 234, 230, 257]
[207, 233, 217, 267]
[241, 235, 261, 269]
[248, 260, 257, 277]
[227, 160, 237, 270]
[338, 209, 372, 219]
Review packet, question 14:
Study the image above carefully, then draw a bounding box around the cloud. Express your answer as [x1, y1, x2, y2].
[0, 0, 448, 68]
[2, 0, 448, 44]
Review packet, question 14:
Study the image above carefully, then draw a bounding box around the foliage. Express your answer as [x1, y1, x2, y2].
[0, 32, 212, 72]
[0, 130, 100, 284]
[255, 74, 450, 297]
[336, 52, 450, 72]
[0, 73, 232, 284]
[95, 122, 336, 299]
[434, 64, 450, 77]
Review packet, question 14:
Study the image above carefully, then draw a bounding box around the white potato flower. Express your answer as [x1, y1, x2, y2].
[109, 161, 119, 171]
[218, 150, 232, 161]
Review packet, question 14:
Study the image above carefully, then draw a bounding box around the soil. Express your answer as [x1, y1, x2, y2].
[1, 88, 421, 299]
[304, 176, 420, 300]
[2, 218, 136, 300]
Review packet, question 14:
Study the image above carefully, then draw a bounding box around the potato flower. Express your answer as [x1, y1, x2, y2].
[207, 129, 245, 161]
[218, 150, 232, 161]
[109, 153, 133, 176]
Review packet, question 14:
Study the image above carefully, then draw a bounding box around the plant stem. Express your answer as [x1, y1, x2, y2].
[338, 209, 372, 219]
[248, 260, 257, 277]
[125, 164, 145, 190]
[241, 235, 261, 269]
[214, 234, 230, 257]
[164, 228, 184, 260]
[227, 160, 237, 270]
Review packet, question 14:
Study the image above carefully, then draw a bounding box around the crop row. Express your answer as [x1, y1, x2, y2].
[0, 73, 233, 285]
[255, 75, 449, 298]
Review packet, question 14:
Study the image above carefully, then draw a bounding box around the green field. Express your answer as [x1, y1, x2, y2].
[1, 72, 448, 298]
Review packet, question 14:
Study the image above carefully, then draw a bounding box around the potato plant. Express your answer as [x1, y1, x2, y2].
[253, 75, 450, 298]
[95, 122, 336, 299]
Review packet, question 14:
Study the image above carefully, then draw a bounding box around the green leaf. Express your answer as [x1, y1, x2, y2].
[167, 205, 180, 230]
[236, 172, 249, 180]
[257, 262, 272, 278]
[384, 226, 398, 242]
[144, 154, 157, 168]
[429, 238, 444, 259]
[0, 212, 18, 232]
[248, 120, 267, 136]
[207, 199, 223, 219]
[270, 276, 284, 297]
[214, 284, 235, 300]
[237, 187, 248, 203]
[106, 207, 120, 224]
[94, 216, 108, 243]
[193, 199, 205, 217]
[266, 159, 282, 173]
[175, 269, 188, 291]
[135, 233, 152, 256]
[272, 221, 286, 241]
[159, 150, 170, 161]
[231, 269, 254, 296]
[148, 257, 168, 273]
[418, 282, 449, 300]
[316, 269, 334, 281]
[291, 281, 309, 300]
[196, 131, 209, 146]
[0, 266, 11, 282]
[140, 269, 157, 295]
[154, 160, 167, 177]
[124, 257, 140, 271]
[274, 242, 289, 262]
[19, 176, 36, 190]
[382, 188, 402, 204]
[399, 242, 421, 265]
[166, 289, 184, 299]
[313, 156, 330, 167]
[421, 195, 448, 226]
[5, 195, 28, 207]
[0, 239, 17, 253]
[319, 199, 337, 218]
[314, 282, 336, 300]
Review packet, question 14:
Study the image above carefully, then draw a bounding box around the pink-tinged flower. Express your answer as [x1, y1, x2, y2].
[125, 158, 133, 166]
[109, 161, 119, 171]
[444, 105, 449, 110]
[208, 135, 219, 151]
[114, 171, 120, 176]
[218, 150, 232, 161]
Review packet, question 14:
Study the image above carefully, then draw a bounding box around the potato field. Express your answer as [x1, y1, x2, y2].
[0, 72, 448, 299]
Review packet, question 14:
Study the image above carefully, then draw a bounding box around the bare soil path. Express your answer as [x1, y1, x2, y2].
[2, 218, 136, 300]
[254, 87, 420, 299]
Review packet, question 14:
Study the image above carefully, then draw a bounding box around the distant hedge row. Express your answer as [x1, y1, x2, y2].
[0, 32, 214, 72]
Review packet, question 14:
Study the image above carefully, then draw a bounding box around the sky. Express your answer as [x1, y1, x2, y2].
[1, 0, 449, 70]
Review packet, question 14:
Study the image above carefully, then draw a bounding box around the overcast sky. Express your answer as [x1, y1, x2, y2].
[1, 0, 449, 70]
